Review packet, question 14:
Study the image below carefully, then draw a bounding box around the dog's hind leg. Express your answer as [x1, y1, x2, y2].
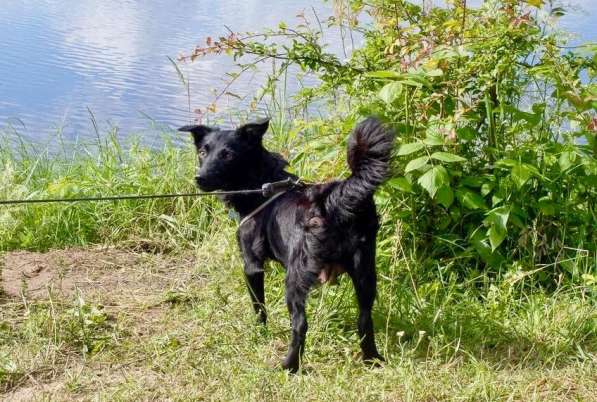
[282, 266, 317, 373]
[349, 247, 384, 363]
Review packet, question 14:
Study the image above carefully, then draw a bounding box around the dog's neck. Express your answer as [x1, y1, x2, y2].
[222, 149, 294, 217]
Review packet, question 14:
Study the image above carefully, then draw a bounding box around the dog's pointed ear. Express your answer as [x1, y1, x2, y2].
[178, 125, 213, 147]
[236, 118, 270, 142]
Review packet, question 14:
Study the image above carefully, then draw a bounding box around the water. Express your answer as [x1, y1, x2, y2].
[0, 0, 595, 145]
[0, 0, 344, 145]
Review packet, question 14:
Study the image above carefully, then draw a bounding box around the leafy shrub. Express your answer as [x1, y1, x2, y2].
[187, 0, 595, 283]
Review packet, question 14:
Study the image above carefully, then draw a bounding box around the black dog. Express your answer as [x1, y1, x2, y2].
[179, 117, 393, 372]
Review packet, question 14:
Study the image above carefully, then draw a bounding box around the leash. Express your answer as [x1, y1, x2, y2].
[238, 177, 302, 227]
[0, 178, 299, 206]
[238, 191, 287, 227]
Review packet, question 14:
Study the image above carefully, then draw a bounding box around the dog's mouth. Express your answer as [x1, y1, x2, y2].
[195, 176, 219, 192]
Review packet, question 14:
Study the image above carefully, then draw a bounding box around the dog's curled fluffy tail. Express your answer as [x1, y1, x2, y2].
[325, 117, 394, 223]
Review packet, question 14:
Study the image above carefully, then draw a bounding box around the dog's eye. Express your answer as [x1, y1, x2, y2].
[198, 148, 208, 158]
[220, 150, 233, 160]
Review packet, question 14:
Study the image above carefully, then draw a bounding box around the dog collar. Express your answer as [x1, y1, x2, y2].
[238, 190, 287, 228]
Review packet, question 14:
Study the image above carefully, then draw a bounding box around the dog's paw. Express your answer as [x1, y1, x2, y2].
[363, 353, 385, 368]
[281, 357, 300, 374]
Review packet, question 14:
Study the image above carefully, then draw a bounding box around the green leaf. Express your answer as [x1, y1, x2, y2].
[396, 142, 424, 156]
[405, 156, 429, 172]
[456, 189, 488, 210]
[430, 152, 466, 163]
[387, 177, 413, 193]
[487, 225, 507, 251]
[526, 0, 544, 7]
[484, 205, 510, 250]
[418, 166, 449, 197]
[504, 105, 541, 126]
[481, 182, 494, 196]
[423, 134, 444, 146]
[550, 6, 566, 17]
[511, 163, 533, 188]
[378, 82, 403, 104]
[484, 206, 510, 231]
[538, 197, 556, 216]
[470, 227, 505, 268]
[436, 186, 454, 208]
[457, 127, 476, 141]
[496, 159, 517, 168]
[365, 71, 402, 79]
[559, 150, 577, 171]
[461, 176, 484, 188]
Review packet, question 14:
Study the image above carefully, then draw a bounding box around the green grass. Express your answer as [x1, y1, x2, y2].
[0, 128, 225, 252]
[0, 232, 594, 401]
[0, 127, 595, 401]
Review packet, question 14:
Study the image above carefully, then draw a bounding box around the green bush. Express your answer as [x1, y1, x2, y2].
[190, 0, 596, 284]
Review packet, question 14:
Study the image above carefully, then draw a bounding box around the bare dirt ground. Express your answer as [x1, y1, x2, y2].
[1, 247, 197, 304]
[0, 247, 204, 401]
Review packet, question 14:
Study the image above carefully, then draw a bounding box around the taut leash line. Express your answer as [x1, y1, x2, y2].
[0, 178, 300, 206]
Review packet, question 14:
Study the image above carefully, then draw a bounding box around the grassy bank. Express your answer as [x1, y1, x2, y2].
[0, 234, 594, 400]
[0, 130, 226, 252]
[0, 127, 595, 401]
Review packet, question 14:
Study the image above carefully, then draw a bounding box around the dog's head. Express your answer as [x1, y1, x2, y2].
[178, 119, 270, 191]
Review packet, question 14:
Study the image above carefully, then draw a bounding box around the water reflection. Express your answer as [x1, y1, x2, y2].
[0, 0, 594, 145]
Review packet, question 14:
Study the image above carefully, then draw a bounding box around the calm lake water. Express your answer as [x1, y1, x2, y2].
[0, 0, 595, 145]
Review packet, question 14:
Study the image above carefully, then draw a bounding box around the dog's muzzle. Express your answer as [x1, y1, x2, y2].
[195, 175, 215, 191]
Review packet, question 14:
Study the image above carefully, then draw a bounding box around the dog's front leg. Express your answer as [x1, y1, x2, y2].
[238, 231, 267, 324]
[244, 268, 266, 324]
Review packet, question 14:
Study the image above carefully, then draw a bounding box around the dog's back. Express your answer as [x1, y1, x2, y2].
[261, 118, 393, 268]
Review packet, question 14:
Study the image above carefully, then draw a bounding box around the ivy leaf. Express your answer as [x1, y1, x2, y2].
[397, 142, 424, 156]
[387, 177, 413, 193]
[456, 188, 488, 210]
[418, 166, 449, 197]
[430, 152, 466, 163]
[436, 186, 454, 208]
[378, 82, 403, 104]
[405, 156, 429, 172]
